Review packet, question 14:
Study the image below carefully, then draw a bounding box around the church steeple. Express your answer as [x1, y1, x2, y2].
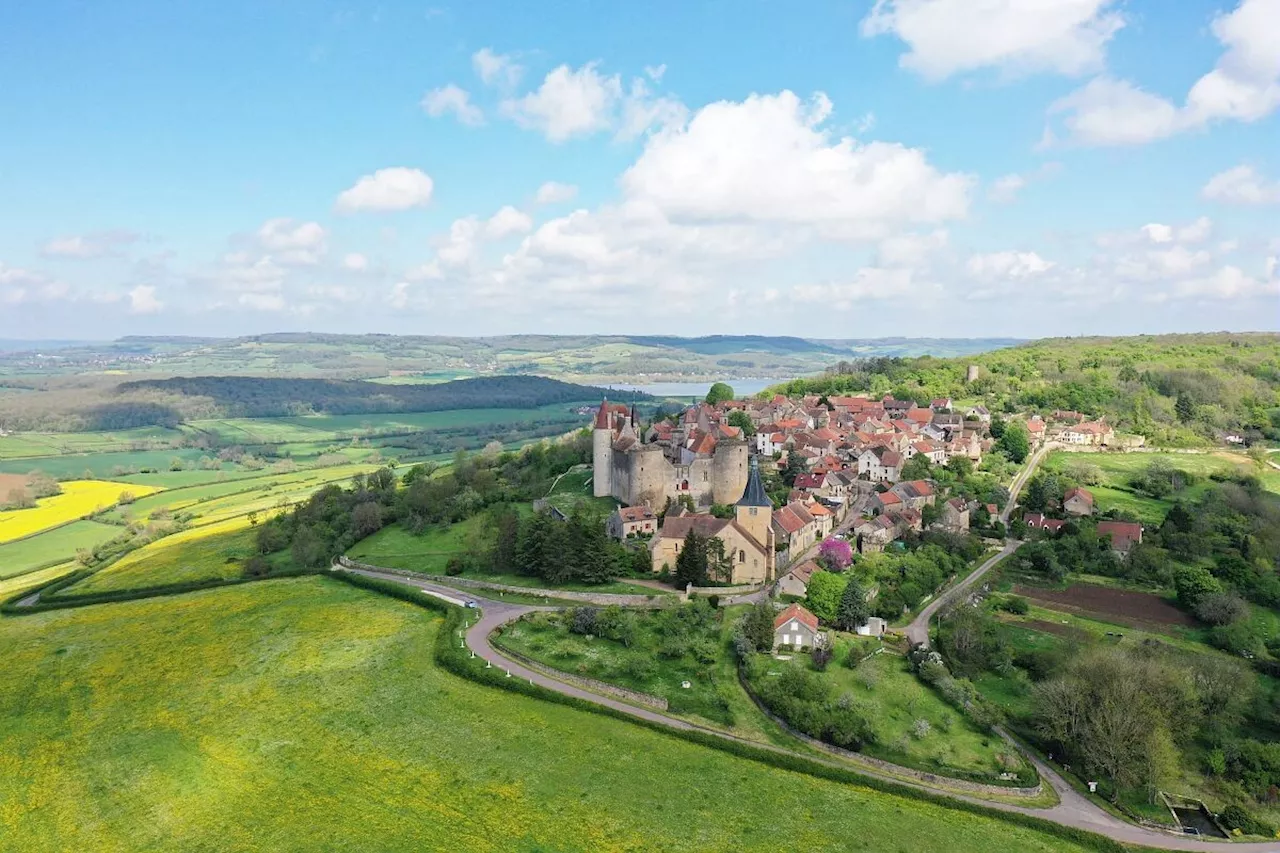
[736, 455, 770, 508]
[735, 455, 773, 559]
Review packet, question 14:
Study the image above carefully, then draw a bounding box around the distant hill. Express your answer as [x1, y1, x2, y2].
[117, 375, 635, 419]
[0, 333, 1023, 384]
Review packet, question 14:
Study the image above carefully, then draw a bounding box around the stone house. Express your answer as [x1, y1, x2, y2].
[776, 559, 820, 598]
[606, 505, 658, 540]
[889, 479, 936, 510]
[858, 446, 903, 482]
[1060, 421, 1114, 446]
[1063, 486, 1094, 517]
[941, 497, 970, 532]
[773, 603, 823, 651]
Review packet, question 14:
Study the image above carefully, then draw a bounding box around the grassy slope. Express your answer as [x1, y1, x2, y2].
[0, 520, 121, 578]
[0, 578, 1096, 853]
[349, 521, 659, 595]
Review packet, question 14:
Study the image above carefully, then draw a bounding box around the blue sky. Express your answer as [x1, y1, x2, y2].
[1, 0, 1277, 340]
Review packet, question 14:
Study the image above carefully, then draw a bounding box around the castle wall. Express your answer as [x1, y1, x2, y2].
[592, 429, 612, 497]
[712, 440, 749, 505]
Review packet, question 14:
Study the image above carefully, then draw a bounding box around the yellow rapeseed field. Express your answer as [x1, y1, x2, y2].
[0, 480, 161, 544]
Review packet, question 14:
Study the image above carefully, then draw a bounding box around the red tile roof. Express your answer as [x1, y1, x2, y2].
[774, 603, 820, 633]
[1097, 520, 1143, 551]
[617, 506, 656, 522]
[1064, 486, 1094, 505]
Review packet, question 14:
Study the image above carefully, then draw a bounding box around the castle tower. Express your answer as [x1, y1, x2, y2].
[734, 455, 772, 547]
[592, 399, 613, 498]
[711, 438, 748, 505]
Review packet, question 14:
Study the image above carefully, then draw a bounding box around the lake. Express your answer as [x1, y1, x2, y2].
[604, 379, 784, 400]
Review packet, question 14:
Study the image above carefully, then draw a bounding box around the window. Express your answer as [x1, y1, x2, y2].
[738, 550, 745, 563]
[702, 471, 708, 482]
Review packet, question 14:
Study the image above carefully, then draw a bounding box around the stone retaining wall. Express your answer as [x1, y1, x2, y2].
[491, 634, 670, 712]
[738, 670, 1042, 799]
[335, 557, 674, 607]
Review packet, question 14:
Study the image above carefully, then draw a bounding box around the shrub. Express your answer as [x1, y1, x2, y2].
[569, 607, 600, 636]
[1219, 804, 1275, 838]
[999, 595, 1029, 615]
[444, 556, 466, 576]
[1194, 591, 1248, 626]
[812, 646, 833, 671]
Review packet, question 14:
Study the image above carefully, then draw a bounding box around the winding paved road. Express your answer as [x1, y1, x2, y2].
[343, 565, 1280, 852]
[904, 443, 1049, 648]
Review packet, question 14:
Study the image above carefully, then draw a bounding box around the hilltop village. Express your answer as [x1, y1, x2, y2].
[593, 392, 1119, 587]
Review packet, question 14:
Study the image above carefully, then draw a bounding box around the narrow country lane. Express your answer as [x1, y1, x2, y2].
[905, 442, 1049, 648]
[344, 564, 1280, 853]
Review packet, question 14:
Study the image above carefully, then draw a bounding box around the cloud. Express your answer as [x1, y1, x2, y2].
[485, 205, 533, 239]
[421, 84, 484, 126]
[472, 48, 523, 89]
[1202, 164, 1280, 204]
[256, 218, 328, 265]
[1047, 0, 1280, 146]
[0, 263, 68, 305]
[1047, 77, 1182, 146]
[617, 77, 689, 141]
[500, 63, 623, 142]
[645, 64, 667, 82]
[876, 230, 949, 266]
[535, 181, 578, 204]
[966, 250, 1054, 278]
[342, 253, 370, 271]
[861, 0, 1124, 80]
[387, 281, 412, 309]
[619, 90, 971, 237]
[128, 285, 163, 314]
[335, 167, 434, 213]
[791, 267, 919, 308]
[989, 174, 1027, 203]
[41, 230, 139, 259]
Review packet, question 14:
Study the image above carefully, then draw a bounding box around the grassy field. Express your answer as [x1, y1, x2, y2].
[0, 448, 212, 479]
[0, 520, 121, 578]
[349, 521, 661, 595]
[1043, 450, 1270, 522]
[0, 561, 78, 601]
[0, 480, 159, 543]
[742, 639, 1026, 782]
[495, 607, 740, 725]
[0, 578, 1102, 852]
[60, 518, 269, 595]
[543, 463, 619, 514]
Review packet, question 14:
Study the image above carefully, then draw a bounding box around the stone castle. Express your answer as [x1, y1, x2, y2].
[592, 399, 749, 509]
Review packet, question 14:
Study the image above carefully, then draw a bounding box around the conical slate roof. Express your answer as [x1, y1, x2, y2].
[737, 456, 771, 507]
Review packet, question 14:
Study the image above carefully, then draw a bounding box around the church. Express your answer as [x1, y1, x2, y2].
[648, 455, 776, 584]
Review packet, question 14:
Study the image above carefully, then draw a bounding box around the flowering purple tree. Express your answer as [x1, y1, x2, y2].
[817, 537, 853, 572]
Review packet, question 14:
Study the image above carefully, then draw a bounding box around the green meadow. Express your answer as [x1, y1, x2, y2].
[0, 578, 1102, 853]
[0, 520, 121, 578]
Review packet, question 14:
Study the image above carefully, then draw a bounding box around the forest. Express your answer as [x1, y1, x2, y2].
[771, 333, 1280, 446]
[118, 375, 630, 420]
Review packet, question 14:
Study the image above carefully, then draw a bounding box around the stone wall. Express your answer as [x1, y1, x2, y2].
[493, 636, 670, 712]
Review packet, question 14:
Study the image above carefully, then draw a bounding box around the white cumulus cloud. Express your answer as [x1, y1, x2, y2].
[1047, 0, 1280, 146]
[619, 90, 971, 237]
[861, 0, 1124, 80]
[1202, 164, 1280, 204]
[485, 205, 533, 239]
[335, 167, 435, 213]
[421, 84, 484, 126]
[535, 182, 578, 204]
[501, 63, 622, 142]
[41, 230, 140, 260]
[128, 284, 163, 314]
[473, 48, 523, 89]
